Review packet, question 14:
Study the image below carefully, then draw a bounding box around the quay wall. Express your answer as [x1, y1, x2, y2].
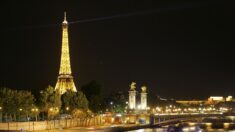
[0, 116, 103, 131]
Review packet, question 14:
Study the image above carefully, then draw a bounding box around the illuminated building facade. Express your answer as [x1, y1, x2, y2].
[140, 86, 147, 109]
[207, 96, 224, 104]
[129, 82, 136, 109]
[226, 96, 233, 102]
[177, 96, 234, 105]
[55, 12, 77, 94]
[176, 100, 205, 105]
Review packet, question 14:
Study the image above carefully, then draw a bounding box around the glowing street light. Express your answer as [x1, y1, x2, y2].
[137, 104, 141, 109]
[31, 108, 39, 121]
[66, 106, 70, 111]
[156, 107, 162, 112]
[146, 107, 150, 110]
[49, 108, 53, 111]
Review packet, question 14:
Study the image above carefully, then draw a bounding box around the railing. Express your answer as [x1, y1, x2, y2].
[0, 116, 104, 131]
[0, 113, 223, 131]
[153, 113, 222, 126]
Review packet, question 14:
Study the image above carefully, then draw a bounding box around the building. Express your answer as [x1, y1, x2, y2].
[176, 100, 206, 105]
[226, 96, 233, 102]
[128, 82, 148, 110]
[208, 96, 224, 102]
[55, 12, 77, 94]
[140, 86, 147, 110]
[129, 82, 137, 109]
[176, 96, 234, 105]
[208, 96, 225, 104]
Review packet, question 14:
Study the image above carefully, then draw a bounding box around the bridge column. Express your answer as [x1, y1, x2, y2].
[149, 114, 155, 125]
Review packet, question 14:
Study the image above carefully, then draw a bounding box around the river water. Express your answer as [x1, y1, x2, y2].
[128, 116, 235, 132]
[128, 124, 235, 132]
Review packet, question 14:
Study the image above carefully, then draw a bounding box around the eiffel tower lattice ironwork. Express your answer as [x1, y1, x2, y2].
[55, 12, 77, 94]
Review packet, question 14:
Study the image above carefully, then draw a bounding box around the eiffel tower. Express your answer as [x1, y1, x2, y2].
[55, 12, 77, 94]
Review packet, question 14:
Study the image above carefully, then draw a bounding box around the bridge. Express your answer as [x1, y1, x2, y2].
[108, 113, 222, 132]
[0, 113, 223, 131]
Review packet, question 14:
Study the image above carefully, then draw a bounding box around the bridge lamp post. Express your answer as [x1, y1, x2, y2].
[110, 102, 114, 112]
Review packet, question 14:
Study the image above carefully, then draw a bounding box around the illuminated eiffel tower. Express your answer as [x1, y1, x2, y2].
[55, 12, 77, 94]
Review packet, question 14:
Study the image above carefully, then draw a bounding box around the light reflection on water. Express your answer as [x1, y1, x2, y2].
[127, 123, 235, 132]
[128, 128, 235, 132]
[128, 128, 167, 132]
[128, 116, 235, 132]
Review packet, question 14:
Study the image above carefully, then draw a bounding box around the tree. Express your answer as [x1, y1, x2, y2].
[15, 90, 35, 121]
[61, 90, 88, 114]
[114, 103, 126, 113]
[81, 80, 102, 113]
[38, 85, 61, 119]
[0, 88, 35, 121]
[0, 88, 15, 117]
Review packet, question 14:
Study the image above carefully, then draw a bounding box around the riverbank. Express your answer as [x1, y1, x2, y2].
[58, 124, 151, 132]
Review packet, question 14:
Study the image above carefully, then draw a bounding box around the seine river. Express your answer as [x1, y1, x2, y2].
[128, 116, 235, 132]
[128, 126, 235, 132]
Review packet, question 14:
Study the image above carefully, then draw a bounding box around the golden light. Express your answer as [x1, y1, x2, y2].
[59, 18, 72, 75]
[205, 122, 212, 127]
[188, 122, 196, 126]
[54, 13, 77, 94]
[146, 107, 150, 110]
[156, 107, 162, 112]
[207, 107, 212, 111]
[66, 106, 70, 111]
[137, 105, 141, 109]
[49, 108, 53, 111]
[0, 107, 2, 110]
[224, 123, 230, 129]
[226, 96, 233, 101]
[19, 108, 23, 111]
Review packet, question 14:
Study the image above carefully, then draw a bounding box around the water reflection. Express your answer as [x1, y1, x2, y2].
[128, 125, 235, 132]
[128, 116, 235, 132]
[128, 128, 167, 132]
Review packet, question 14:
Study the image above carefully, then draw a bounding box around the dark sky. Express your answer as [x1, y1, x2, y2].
[0, 0, 234, 99]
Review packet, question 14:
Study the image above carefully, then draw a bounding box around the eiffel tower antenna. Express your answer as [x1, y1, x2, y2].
[64, 12, 66, 21]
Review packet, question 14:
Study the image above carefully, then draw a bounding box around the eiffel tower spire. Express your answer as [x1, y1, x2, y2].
[55, 12, 77, 94]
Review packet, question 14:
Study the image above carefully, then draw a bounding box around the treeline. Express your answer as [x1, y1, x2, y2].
[0, 85, 89, 122]
[0, 88, 35, 121]
[0, 80, 128, 122]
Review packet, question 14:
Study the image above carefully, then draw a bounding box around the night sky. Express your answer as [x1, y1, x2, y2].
[0, 0, 234, 99]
